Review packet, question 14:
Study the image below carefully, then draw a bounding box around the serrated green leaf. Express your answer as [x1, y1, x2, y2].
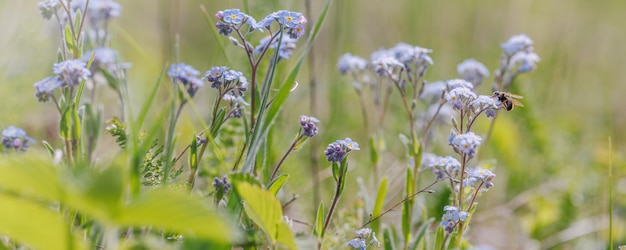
[313, 202, 324, 237]
[267, 174, 288, 196]
[236, 182, 295, 248]
[372, 178, 388, 234]
[0, 193, 85, 250]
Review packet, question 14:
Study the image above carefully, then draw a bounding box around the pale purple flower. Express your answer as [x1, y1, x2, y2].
[450, 132, 482, 158]
[34, 76, 63, 102]
[457, 59, 489, 87]
[337, 53, 368, 75]
[509, 52, 540, 73]
[53, 59, 92, 86]
[300, 115, 319, 137]
[444, 86, 476, 110]
[2, 126, 35, 151]
[501, 34, 534, 55]
[38, 0, 59, 19]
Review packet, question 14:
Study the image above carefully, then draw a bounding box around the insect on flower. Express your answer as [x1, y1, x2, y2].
[493, 91, 524, 111]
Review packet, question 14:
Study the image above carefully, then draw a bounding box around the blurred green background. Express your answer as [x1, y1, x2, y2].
[1, 0, 625, 249]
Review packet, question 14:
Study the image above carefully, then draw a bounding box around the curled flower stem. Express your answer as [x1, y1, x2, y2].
[268, 135, 304, 184]
[359, 178, 443, 229]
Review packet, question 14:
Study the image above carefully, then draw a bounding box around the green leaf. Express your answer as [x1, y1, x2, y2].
[410, 217, 435, 250]
[372, 178, 388, 234]
[116, 189, 234, 244]
[267, 174, 288, 196]
[189, 134, 199, 171]
[313, 202, 324, 237]
[0, 193, 85, 250]
[402, 168, 414, 241]
[383, 227, 396, 250]
[0, 155, 61, 202]
[60, 106, 71, 140]
[64, 24, 76, 55]
[42, 140, 56, 158]
[434, 226, 445, 250]
[369, 136, 379, 165]
[236, 182, 295, 249]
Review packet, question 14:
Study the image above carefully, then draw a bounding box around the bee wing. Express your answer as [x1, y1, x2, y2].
[508, 93, 524, 99]
[510, 98, 524, 107]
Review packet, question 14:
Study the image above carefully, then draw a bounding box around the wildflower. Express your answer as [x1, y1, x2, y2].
[371, 56, 403, 77]
[38, 0, 59, 20]
[390, 42, 434, 68]
[470, 95, 499, 118]
[420, 81, 447, 101]
[245, 15, 264, 32]
[324, 138, 359, 162]
[450, 132, 482, 158]
[254, 36, 298, 60]
[501, 34, 534, 55]
[213, 175, 231, 193]
[83, 47, 129, 74]
[457, 59, 489, 87]
[277, 10, 303, 28]
[222, 9, 245, 25]
[509, 52, 540, 73]
[168, 63, 203, 97]
[337, 53, 368, 75]
[354, 228, 372, 239]
[347, 238, 366, 250]
[446, 79, 474, 90]
[287, 23, 305, 39]
[216, 22, 233, 36]
[440, 205, 469, 233]
[204, 66, 228, 88]
[34, 76, 63, 102]
[2, 126, 35, 151]
[470, 168, 496, 189]
[71, 0, 121, 23]
[444, 86, 476, 110]
[300, 115, 319, 137]
[256, 15, 275, 30]
[53, 59, 92, 86]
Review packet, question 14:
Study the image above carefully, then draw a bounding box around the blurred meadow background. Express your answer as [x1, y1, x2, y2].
[1, 0, 625, 249]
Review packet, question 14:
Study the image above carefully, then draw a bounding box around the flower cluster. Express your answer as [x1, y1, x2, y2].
[215, 9, 307, 39]
[254, 35, 298, 60]
[370, 43, 433, 78]
[83, 47, 130, 75]
[34, 59, 92, 102]
[203, 66, 248, 95]
[421, 153, 461, 180]
[457, 59, 489, 87]
[168, 63, 204, 97]
[212, 175, 232, 194]
[324, 138, 360, 162]
[444, 86, 476, 110]
[222, 93, 248, 118]
[346, 228, 380, 250]
[38, 0, 60, 20]
[70, 0, 121, 25]
[464, 168, 496, 190]
[299, 115, 319, 137]
[2, 126, 34, 152]
[496, 34, 540, 89]
[449, 132, 482, 159]
[337, 53, 368, 75]
[440, 206, 469, 234]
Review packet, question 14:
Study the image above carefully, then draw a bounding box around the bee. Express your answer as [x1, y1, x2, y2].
[493, 91, 524, 111]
